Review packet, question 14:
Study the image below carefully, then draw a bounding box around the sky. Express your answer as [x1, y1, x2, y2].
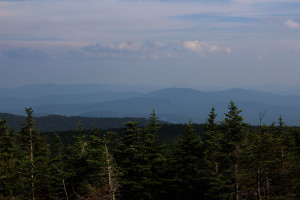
[1, 0, 300, 90]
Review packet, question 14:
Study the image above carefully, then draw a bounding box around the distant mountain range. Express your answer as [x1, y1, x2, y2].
[1, 83, 300, 125]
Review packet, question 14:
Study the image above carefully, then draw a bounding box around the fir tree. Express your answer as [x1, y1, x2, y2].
[220, 101, 247, 200]
[113, 121, 146, 200]
[65, 122, 90, 198]
[143, 108, 167, 199]
[84, 127, 119, 200]
[203, 107, 224, 199]
[17, 107, 52, 199]
[169, 121, 204, 200]
[271, 117, 298, 198]
[0, 119, 18, 198]
[51, 133, 71, 199]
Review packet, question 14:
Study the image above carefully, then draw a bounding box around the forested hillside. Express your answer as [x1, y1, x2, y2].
[0, 112, 163, 132]
[0, 102, 299, 199]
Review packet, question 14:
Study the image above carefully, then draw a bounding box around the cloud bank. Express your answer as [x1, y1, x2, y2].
[285, 19, 300, 29]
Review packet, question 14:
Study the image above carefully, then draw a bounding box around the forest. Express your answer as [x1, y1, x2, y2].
[0, 101, 299, 200]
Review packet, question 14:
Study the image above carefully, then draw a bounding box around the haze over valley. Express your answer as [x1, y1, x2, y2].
[1, 83, 300, 125]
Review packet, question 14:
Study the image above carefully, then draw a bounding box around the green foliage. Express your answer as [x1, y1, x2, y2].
[220, 101, 247, 200]
[167, 121, 205, 200]
[0, 105, 299, 200]
[112, 110, 167, 200]
[16, 107, 52, 199]
[0, 119, 18, 198]
[203, 107, 224, 199]
[50, 133, 73, 199]
[113, 121, 147, 199]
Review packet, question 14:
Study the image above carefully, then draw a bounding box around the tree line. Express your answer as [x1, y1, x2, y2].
[0, 101, 299, 199]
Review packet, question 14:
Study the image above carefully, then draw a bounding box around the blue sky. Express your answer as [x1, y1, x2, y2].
[0, 0, 300, 90]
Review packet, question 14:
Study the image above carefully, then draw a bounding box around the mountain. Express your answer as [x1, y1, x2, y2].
[0, 83, 144, 114]
[0, 83, 155, 98]
[0, 90, 142, 111]
[1, 84, 300, 125]
[29, 88, 300, 125]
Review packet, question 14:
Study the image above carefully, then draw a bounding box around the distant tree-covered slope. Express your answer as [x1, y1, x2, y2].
[0, 112, 167, 132]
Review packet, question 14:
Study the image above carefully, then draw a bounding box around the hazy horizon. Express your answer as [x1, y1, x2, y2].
[3, 82, 300, 96]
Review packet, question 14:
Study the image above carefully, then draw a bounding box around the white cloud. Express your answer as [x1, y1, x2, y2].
[167, 52, 173, 58]
[285, 19, 300, 29]
[183, 41, 220, 54]
[108, 41, 143, 51]
[183, 41, 203, 52]
[153, 41, 166, 47]
[206, 44, 220, 53]
[225, 47, 232, 54]
[82, 41, 144, 55]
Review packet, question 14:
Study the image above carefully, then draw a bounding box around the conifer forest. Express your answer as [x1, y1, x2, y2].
[0, 101, 299, 200]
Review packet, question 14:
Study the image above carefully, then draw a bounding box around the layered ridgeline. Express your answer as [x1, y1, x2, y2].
[1, 83, 300, 125]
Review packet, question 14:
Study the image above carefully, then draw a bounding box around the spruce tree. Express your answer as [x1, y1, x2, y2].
[170, 121, 204, 200]
[51, 133, 71, 199]
[220, 101, 247, 200]
[114, 119, 166, 200]
[65, 122, 90, 198]
[84, 127, 119, 199]
[272, 117, 298, 198]
[143, 108, 167, 199]
[17, 107, 52, 199]
[113, 121, 147, 200]
[203, 107, 224, 199]
[0, 119, 18, 198]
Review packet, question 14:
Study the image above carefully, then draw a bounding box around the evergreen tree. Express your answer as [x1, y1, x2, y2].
[113, 121, 145, 200]
[51, 133, 71, 199]
[202, 107, 224, 199]
[114, 120, 164, 200]
[220, 101, 247, 200]
[84, 127, 119, 200]
[242, 124, 278, 199]
[17, 107, 52, 199]
[143, 108, 167, 199]
[169, 121, 204, 200]
[271, 117, 298, 198]
[65, 124, 120, 199]
[0, 119, 18, 198]
[65, 122, 90, 198]
[242, 119, 299, 199]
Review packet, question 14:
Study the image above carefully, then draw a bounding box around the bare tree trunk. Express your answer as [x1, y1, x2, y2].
[256, 165, 261, 200]
[215, 161, 219, 174]
[266, 176, 270, 199]
[29, 127, 35, 200]
[53, 163, 69, 200]
[62, 179, 69, 200]
[281, 147, 285, 173]
[257, 112, 265, 200]
[234, 146, 239, 200]
[105, 144, 119, 200]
